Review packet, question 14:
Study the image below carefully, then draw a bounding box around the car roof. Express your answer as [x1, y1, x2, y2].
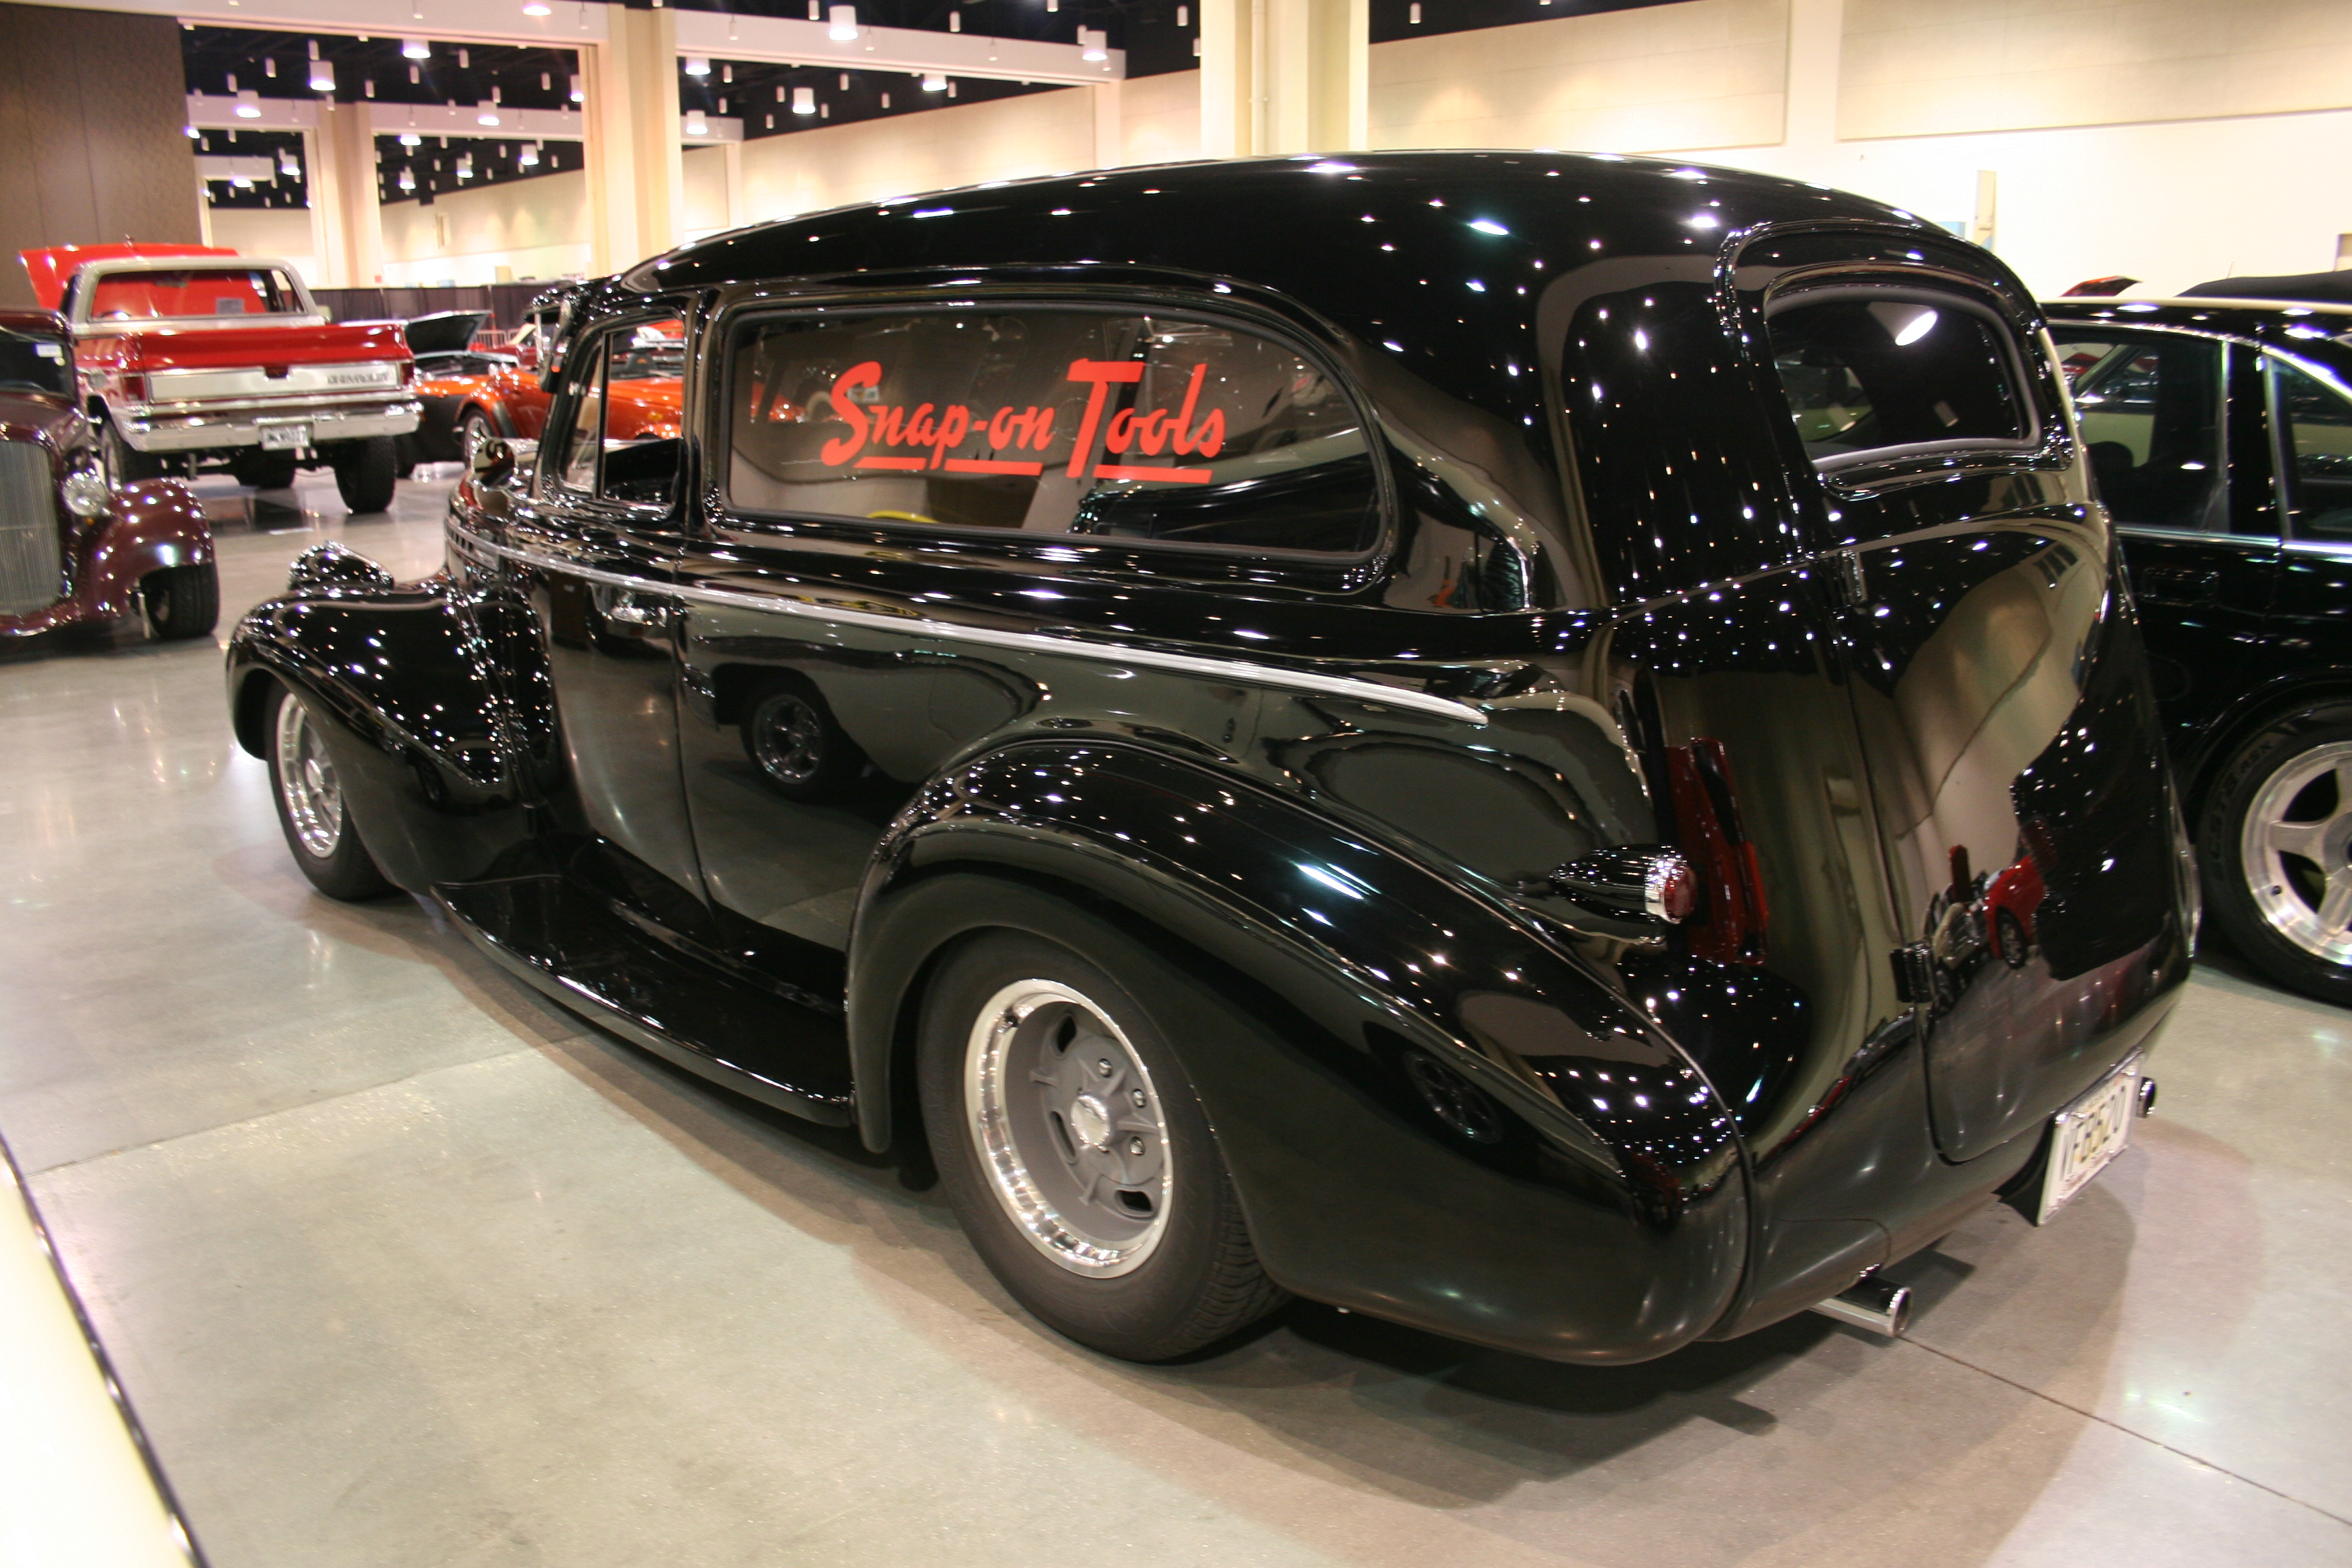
[621, 150, 1968, 436]
[2043, 296, 2352, 356]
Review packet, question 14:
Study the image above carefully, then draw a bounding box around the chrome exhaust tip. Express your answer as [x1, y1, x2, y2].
[1812, 1275, 1912, 1338]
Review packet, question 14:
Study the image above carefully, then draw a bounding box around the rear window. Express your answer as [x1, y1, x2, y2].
[87, 268, 304, 321]
[726, 309, 1379, 554]
[1765, 293, 2032, 468]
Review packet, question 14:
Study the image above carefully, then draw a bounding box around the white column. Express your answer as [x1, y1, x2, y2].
[583, 5, 684, 274]
[1198, 0, 1362, 158]
[305, 103, 383, 287]
[1781, 0, 1843, 154]
[1092, 78, 1124, 169]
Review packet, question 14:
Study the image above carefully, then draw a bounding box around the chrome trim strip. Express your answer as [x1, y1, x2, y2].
[450, 523, 1491, 727]
[2284, 538, 2352, 560]
[2118, 524, 2280, 549]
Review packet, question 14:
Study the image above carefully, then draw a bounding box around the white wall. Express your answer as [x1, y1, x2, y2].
[377, 168, 593, 287]
[203, 207, 320, 291]
[1369, 0, 1787, 152]
[736, 87, 1099, 222]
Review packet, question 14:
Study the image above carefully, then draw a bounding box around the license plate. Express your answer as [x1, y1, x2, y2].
[260, 423, 309, 450]
[2035, 1057, 2140, 1223]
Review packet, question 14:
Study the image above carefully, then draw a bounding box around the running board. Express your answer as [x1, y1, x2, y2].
[436, 875, 857, 1127]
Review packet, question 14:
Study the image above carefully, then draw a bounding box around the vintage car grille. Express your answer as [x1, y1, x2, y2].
[0, 443, 65, 617]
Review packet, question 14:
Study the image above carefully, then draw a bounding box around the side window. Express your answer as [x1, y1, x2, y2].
[556, 339, 606, 492]
[2272, 356, 2352, 538]
[1765, 292, 2033, 469]
[2051, 332, 2226, 532]
[551, 316, 687, 505]
[724, 309, 1378, 554]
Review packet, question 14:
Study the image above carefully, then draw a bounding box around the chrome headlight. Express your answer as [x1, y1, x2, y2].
[60, 458, 109, 518]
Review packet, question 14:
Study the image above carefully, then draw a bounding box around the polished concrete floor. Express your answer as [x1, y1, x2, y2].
[3, 475, 2349, 1567]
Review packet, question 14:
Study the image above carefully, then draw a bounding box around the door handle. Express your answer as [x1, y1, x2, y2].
[2135, 565, 2218, 603]
[603, 591, 678, 628]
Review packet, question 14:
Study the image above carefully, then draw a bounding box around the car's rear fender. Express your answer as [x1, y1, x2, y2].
[850, 738, 1753, 1364]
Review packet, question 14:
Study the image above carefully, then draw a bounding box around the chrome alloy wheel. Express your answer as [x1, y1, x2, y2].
[275, 697, 344, 860]
[2242, 740, 2352, 966]
[749, 691, 825, 787]
[965, 979, 1171, 1277]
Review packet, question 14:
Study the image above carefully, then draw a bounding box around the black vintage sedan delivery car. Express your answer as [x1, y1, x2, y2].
[2046, 297, 2352, 1004]
[226, 154, 2191, 1365]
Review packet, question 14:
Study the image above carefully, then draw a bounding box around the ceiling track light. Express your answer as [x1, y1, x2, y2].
[398, 166, 415, 191]
[948, 9, 961, 30]
[311, 60, 336, 93]
[685, 55, 709, 76]
[828, 4, 858, 41]
[921, 72, 945, 91]
[569, 73, 583, 102]
[234, 89, 262, 119]
[403, 37, 430, 59]
[685, 108, 708, 135]
[1079, 27, 1107, 60]
[791, 85, 816, 114]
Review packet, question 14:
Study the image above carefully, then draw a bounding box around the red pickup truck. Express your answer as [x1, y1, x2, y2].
[19, 244, 420, 512]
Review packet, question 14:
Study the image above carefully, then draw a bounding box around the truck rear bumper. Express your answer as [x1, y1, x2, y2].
[121, 401, 421, 453]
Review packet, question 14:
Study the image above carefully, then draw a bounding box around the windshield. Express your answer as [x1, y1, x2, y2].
[87, 268, 305, 322]
[0, 328, 74, 397]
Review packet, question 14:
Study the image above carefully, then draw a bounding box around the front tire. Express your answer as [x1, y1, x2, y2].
[142, 562, 218, 640]
[101, 419, 164, 483]
[740, 679, 865, 800]
[268, 684, 396, 901]
[917, 928, 1285, 1361]
[2201, 703, 2352, 1003]
[331, 436, 398, 513]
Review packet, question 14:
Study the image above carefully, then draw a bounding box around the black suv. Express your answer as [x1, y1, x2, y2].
[2047, 297, 2352, 1003]
[228, 154, 2192, 1365]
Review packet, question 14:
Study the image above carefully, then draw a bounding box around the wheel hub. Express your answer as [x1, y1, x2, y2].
[2243, 740, 2352, 964]
[965, 979, 1171, 1278]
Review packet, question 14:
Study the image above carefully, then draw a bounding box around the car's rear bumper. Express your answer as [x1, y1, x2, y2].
[119, 399, 421, 452]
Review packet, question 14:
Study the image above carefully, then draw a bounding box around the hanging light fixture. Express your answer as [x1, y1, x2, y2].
[310, 60, 336, 92]
[234, 89, 262, 118]
[722, 63, 732, 83]
[569, 73, 583, 102]
[837, 72, 848, 89]
[828, 5, 858, 41]
[684, 55, 709, 76]
[948, 9, 961, 30]
[279, 149, 301, 177]
[479, 105, 501, 126]
[264, 57, 277, 77]
[183, 124, 199, 139]
[400, 129, 422, 146]
[1079, 28, 1107, 60]
[402, 37, 430, 58]
[685, 107, 708, 135]
[456, 152, 474, 179]
[920, 72, 945, 91]
[791, 85, 816, 114]
[520, 141, 540, 166]
[398, 166, 416, 191]
[522, 0, 551, 14]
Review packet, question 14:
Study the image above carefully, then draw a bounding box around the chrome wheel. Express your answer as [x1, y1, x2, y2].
[2241, 740, 2352, 965]
[748, 691, 825, 787]
[459, 412, 497, 462]
[275, 697, 344, 860]
[965, 978, 1171, 1277]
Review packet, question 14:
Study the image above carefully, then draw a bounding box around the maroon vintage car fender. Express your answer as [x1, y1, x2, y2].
[81, 479, 212, 618]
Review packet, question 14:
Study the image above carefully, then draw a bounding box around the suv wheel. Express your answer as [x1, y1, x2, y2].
[2202, 702, 2352, 1002]
[917, 928, 1285, 1361]
[101, 419, 164, 483]
[268, 684, 396, 900]
[331, 436, 399, 513]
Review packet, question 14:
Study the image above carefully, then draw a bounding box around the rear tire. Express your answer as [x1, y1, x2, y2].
[142, 562, 218, 641]
[267, 684, 396, 901]
[231, 449, 300, 489]
[331, 436, 398, 513]
[2200, 703, 2352, 1003]
[917, 927, 1285, 1361]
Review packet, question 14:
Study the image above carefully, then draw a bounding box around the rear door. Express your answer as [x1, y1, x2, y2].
[2045, 326, 2278, 759]
[1755, 256, 2182, 1163]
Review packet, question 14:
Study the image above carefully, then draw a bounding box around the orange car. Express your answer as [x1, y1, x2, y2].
[404, 305, 682, 466]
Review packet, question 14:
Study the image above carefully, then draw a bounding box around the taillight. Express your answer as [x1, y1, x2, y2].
[1665, 738, 1768, 965]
